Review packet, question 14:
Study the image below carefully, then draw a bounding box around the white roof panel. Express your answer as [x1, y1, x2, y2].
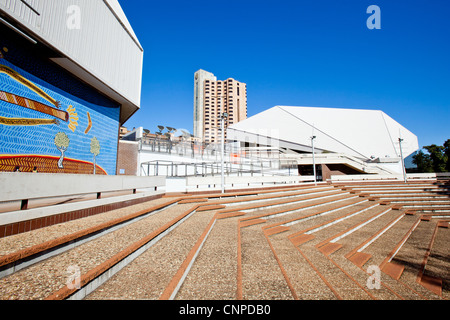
[229, 106, 419, 160]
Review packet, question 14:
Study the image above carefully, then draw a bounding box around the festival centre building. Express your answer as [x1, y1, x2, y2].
[0, 1, 143, 175]
[227, 106, 419, 180]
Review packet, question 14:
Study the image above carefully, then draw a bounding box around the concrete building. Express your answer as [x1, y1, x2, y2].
[0, 0, 143, 175]
[194, 69, 247, 144]
[194, 70, 216, 140]
[227, 106, 419, 180]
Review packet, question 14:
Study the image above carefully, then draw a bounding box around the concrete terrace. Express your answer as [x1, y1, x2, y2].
[0, 179, 449, 300]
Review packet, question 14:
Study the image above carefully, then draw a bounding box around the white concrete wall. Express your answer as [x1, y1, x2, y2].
[0, 172, 165, 202]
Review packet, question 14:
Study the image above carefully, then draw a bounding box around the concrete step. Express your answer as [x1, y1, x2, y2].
[218, 190, 352, 216]
[0, 203, 198, 300]
[422, 221, 449, 299]
[0, 197, 181, 279]
[267, 231, 339, 299]
[299, 242, 374, 300]
[282, 203, 388, 299]
[386, 219, 443, 299]
[173, 214, 240, 300]
[86, 209, 217, 300]
[2, 180, 448, 300]
[238, 220, 295, 300]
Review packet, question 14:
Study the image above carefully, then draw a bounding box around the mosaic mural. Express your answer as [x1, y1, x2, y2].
[0, 41, 120, 175]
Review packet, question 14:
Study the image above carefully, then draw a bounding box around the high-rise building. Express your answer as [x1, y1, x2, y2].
[194, 69, 247, 144]
[193, 70, 217, 140]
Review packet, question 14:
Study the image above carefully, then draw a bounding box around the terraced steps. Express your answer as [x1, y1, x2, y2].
[0, 180, 448, 300]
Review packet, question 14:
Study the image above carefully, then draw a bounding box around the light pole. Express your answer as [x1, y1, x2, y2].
[398, 137, 407, 183]
[220, 112, 228, 193]
[311, 135, 317, 186]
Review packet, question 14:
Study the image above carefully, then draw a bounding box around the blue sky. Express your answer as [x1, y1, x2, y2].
[120, 0, 449, 149]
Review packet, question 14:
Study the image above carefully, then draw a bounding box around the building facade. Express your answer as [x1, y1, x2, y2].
[194, 69, 247, 144]
[0, 0, 143, 175]
[228, 106, 419, 178]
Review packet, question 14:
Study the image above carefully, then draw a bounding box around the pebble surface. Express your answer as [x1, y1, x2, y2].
[1, 183, 448, 300]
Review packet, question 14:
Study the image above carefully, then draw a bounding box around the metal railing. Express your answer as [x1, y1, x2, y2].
[140, 158, 298, 178]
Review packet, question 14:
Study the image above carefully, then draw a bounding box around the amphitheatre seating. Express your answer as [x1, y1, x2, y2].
[0, 180, 448, 300]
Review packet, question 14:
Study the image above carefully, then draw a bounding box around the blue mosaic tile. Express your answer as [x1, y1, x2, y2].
[0, 45, 120, 175]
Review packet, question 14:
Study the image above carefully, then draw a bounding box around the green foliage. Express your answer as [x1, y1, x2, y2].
[423, 144, 446, 172]
[412, 150, 433, 173]
[413, 139, 449, 173]
[444, 139, 450, 172]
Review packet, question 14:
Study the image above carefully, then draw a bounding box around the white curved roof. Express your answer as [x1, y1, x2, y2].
[228, 106, 419, 161]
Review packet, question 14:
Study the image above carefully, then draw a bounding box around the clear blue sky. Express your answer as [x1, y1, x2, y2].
[120, 0, 449, 149]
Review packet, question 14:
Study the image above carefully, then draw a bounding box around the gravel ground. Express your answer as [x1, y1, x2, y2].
[0, 197, 172, 256]
[271, 207, 395, 299]
[280, 200, 371, 236]
[391, 219, 442, 300]
[86, 209, 217, 300]
[268, 232, 338, 300]
[1, 182, 447, 301]
[277, 202, 388, 300]
[329, 208, 409, 300]
[359, 213, 436, 300]
[425, 224, 449, 299]
[241, 223, 294, 300]
[223, 191, 348, 216]
[299, 239, 372, 300]
[176, 216, 239, 300]
[0, 203, 194, 300]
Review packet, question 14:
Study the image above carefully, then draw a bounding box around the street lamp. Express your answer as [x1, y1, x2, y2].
[398, 137, 407, 183]
[219, 112, 229, 193]
[311, 135, 317, 186]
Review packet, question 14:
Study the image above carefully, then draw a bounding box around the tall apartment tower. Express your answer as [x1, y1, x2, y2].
[194, 69, 247, 144]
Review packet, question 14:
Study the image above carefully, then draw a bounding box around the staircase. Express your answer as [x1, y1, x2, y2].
[0, 180, 448, 300]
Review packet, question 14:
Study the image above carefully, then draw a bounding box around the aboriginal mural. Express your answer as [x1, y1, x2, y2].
[0, 33, 120, 175]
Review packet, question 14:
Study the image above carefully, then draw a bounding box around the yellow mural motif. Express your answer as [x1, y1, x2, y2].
[0, 63, 69, 128]
[0, 116, 58, 126]
[0, 64, 60, 108]
[67, 105, 79, 132]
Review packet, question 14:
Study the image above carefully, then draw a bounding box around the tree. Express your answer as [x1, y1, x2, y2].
[413, 139, 450, 173]
[412, 150, 433, 173]
[444, 139, 450, 172]
[423, 144, 446, 173]
[54, 132, 70, 169]
[90, 137, 100, 175]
